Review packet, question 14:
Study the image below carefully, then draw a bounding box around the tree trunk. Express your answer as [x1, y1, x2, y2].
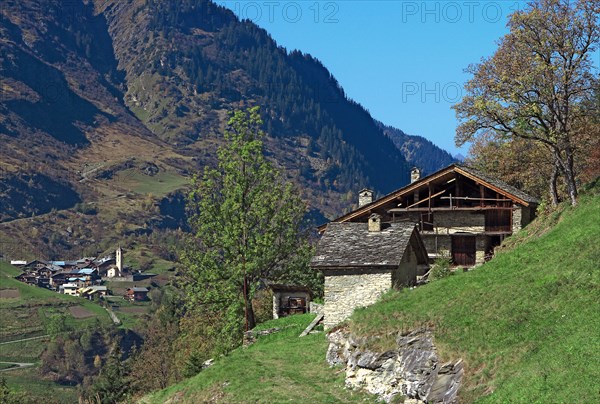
[243, 275, 256, 330]
[550, 160, 560, 207]
[563, 146, 578, 206]
[246, 298, 256, 330]
[553, 147, 578, 207]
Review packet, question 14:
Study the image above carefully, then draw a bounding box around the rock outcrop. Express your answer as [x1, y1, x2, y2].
[327, 328, 463, 403]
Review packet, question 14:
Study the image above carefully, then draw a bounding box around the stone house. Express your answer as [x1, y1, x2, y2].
[124, 287, 149, 302]
[269, 284, 311, 319]
[320, 164, 539, 267]
[107, 266, 120, 278]
[312, 218, 429, 329]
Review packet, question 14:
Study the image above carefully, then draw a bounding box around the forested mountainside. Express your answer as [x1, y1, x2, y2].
[100, 0, 412, 192]
[0, 0, 452, 259]
[377, 121, 457, 175]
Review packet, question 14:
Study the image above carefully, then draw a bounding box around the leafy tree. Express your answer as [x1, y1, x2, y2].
[182, 106, 312, 350]
[453, 0, 599, 206]
[45, 314, 72, 340]
[466, 132, 555, 202]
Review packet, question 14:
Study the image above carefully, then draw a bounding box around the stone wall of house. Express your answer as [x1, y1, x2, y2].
[433, 210, 485, 234]
[421, 234, 451, 258]
[512, 206, 522, 233]
[272, 291, 311, 319]
[513, 205, 536, 231]
[323, 268, 391, 329]
[392, 245, 417, 288]
[420, 234, 488, 265]
[475, 235, 487, 264]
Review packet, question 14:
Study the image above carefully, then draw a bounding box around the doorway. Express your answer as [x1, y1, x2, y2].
[452, 235, 476, 266]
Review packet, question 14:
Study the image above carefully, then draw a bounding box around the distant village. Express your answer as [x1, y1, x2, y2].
[11, 247, 150, 302]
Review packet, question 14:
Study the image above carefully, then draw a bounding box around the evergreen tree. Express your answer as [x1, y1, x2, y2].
[86, 345, 129, 404]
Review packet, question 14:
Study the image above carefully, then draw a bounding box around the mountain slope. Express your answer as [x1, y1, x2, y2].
[98, 0, 410, 194]
[0, 0, 453, 259]
[377, 121, 457, 175]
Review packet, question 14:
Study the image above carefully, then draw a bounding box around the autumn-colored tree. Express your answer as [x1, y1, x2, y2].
[454, 0, 599, 205]
[182, 107, 313, 350]
[467, 133, 554, 200]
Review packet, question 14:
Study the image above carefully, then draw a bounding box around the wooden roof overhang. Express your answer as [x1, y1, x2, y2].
[453, 166, 531, 207]
[318, 164, 532, 233]
[313, 264, 400, 271]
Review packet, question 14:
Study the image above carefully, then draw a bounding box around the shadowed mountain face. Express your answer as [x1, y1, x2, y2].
[0, 0, 454, 257]
[0, 173, 81, 222]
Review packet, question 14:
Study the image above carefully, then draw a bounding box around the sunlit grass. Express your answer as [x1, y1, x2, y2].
[348, 186, 600, 402]
[144, 314, 374, 403]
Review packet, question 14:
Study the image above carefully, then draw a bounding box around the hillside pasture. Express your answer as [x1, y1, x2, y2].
[348, 185, 600, 402]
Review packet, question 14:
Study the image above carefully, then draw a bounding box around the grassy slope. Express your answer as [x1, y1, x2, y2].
[143, 184, 599, 403]
[348, 183, 600, 402]
[143, 314, 374, 403]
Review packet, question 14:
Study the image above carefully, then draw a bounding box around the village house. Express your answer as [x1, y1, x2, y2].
[14, 260, 61, 288]
[50, 272, 72, 289]
[124, 287, 149, 302]
[12, 247, 125, 300]
[80, 285, 108, 300]
[312, 218, 429, 329]
[321, 164, 539, 266]
[60, 283, 80, 296]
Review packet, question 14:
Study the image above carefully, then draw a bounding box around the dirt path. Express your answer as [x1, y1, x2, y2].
[105, 306, 121, 325]
[0, 335, 48, 345]
[0, 361, 35, 372]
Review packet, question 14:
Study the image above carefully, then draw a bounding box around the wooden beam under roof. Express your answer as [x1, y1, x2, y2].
[317, 164, 532, 232]
[454, 167, 530, 206]
[405, 188, 448, 209]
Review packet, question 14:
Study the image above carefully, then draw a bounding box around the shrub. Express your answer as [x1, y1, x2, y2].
[429, 257, 453, 281]
[74, 203, 97, 215]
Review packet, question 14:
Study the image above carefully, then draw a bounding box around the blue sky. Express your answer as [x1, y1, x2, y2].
[216, 1, 530, 157]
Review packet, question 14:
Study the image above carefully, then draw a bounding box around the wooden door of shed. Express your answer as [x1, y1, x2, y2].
[452, 235, 476, 266]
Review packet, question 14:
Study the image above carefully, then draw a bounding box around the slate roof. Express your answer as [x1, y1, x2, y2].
[311, 222, 419, 268]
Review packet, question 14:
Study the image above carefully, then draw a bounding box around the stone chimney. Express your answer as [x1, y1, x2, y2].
[368, 213, 381, 232]
[411, 167, 421, 183]
[358, 189, 374, 207]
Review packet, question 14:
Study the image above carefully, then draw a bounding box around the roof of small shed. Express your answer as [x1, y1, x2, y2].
[311, 222, 425, 268]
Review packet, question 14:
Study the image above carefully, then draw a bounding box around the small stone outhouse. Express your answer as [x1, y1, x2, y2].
[311, 217, 429, 329]
[270, 284, 311, 319]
